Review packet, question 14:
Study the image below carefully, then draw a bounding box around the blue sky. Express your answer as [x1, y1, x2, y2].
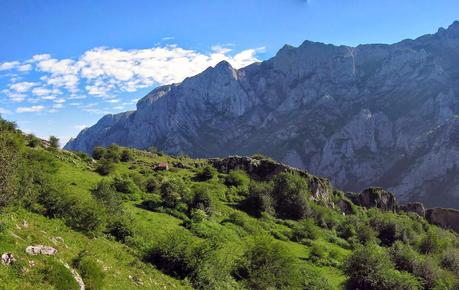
[1, 0, 458, 146]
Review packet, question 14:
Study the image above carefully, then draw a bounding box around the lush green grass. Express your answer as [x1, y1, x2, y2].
[1, 123, 458, 289]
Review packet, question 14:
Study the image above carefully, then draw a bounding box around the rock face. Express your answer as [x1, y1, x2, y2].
[66, 21, 459, 208]
[426, 208, 459, 234]
[208, 156, 332, 203]
[346, 187, 398, 211]
[400, 202, 426, 217]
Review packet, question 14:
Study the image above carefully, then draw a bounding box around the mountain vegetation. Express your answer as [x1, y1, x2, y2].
[1, 116, 459, 289]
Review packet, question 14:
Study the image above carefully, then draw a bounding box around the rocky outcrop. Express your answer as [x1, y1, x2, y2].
[25, 245, 57, 256]
[208, 156, 332, 203]
[346, 187, 398, 212]
[66, 21, 459, 208]
[425, 208, 459, 234]
[400, 202, 426, 217]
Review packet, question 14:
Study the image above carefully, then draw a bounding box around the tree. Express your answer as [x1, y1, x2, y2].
[195, 166, 216, 181]
[271, 172, 310, 220]
[0, 125, 21, 207]
[92, 147, 106, 160]
[49, 136, 60, 149]
[344, 243, 422, 290]
[120, 149, 132, 162]
[95, 159, 115, 176]
[235, 237, 302, 289]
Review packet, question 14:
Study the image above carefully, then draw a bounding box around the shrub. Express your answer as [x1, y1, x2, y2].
[49, 136, 60, 149]
[92, 147, 106, 160]
[95, 159, 115, 176]
[106, 215, 134, 242]
[27, 134, 40, 147]
[144, 229, 200, 279]
[344, 243, 422, 290]
[40, 187, 105, 236]
[234, 237, 302, 289]
[41, 260, 80, 290]
[224, 170, 249, 188]
[189, 185, 213, 214]
[271, 172, 310, 220]
[160, 178, 190, 208]
[191, 209, 208, 223]
[309, 243, 326, 262]
[91, 180, 121, 212]
[105, 144, 121, 162]
[120, 149, 132, 162]
[291, 219, 319, 242]
[144, 177, 159, 193]
[441, 248, 459, 275]
[0, 127, 21, 207]
[419, 229, 445, 254]
[239, 182, 274, 217]
[73, 252, 105, 290]
[195, 166, 216, 181]
[112, 175, 139, 194]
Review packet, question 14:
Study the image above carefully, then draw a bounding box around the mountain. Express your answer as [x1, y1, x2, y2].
[65, 21, 459, 208]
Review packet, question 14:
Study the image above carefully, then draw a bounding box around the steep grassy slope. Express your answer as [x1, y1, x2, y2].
[1, 117, 459, 289]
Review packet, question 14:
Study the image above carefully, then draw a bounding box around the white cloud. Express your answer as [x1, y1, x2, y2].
[32, 87, 61, 96]
[16, 105, 45, 113]
[0, 61, 20, 71]
[0, 43, 263, 116]
[10, 81, 37, 93]
[18, 64, 32, 72]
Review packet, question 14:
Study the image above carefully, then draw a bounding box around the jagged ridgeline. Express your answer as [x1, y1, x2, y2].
[1, 116, 459, 289]
[66, 21, 459, 209]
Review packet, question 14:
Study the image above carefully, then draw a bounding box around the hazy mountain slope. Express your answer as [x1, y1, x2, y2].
[66, 21, 459, 207]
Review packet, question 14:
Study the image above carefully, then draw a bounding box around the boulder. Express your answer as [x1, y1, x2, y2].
[25, 245, 57, 256]
[347, 187, 398, 211]
[400, 202, 426, 217]
[425, 208, 459, 234]
[1, 253, 15, 265]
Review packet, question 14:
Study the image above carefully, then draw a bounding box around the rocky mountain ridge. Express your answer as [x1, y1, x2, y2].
[66, 21, 459, 208]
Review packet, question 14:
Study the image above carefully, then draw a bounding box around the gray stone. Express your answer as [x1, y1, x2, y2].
[26, 245, 57, 256]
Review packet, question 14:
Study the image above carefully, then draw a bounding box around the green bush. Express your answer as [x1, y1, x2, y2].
[160, 178, 190, 209]
[120, 149, 132, 162]
[291, 219, 319, 242]
[0, 126, 22, 207]
[92, 147, 106, 160]
[344, 243, 422, 290]
[194, 166, 216, 181]
[234, 237, 302, 289]
[239, 182, 274, 217]
[48, 136, 60, 150]
[106, 215, 134, 242]
[441, 248, 459, 275]
[27, 134, 40, 147]
[91, 180, 121, 212]
[112, 175, 139, 195]
[144, 177, 160, 193]
[41, 260, 80, 290]
[189, 185, 213, 214]
[144, 229, 200, 279]
[95, 159, 115, 176]
[39, 187, 105, 236]
[73, 252, 105, 290]
[271, 172, 311, 220]
[224, 170, 249, 188]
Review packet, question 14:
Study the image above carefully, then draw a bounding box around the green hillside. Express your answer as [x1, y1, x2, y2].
[1, 117, 459, 289]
